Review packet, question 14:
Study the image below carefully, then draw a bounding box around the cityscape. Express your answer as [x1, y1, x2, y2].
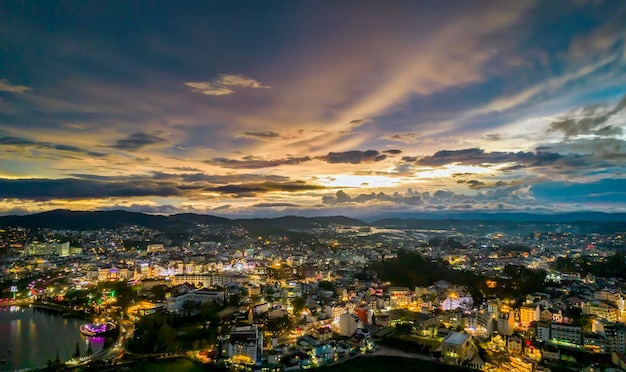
[0, 211, 625, 371]
[1, 1, 626, 372]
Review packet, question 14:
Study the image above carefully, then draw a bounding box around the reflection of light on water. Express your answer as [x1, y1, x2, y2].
[30, 318, 36, 341]
[10, 306, 19, 312]
[86, 336, 106, 350]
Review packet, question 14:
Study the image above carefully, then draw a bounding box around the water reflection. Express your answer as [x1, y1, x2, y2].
[0, 307, 104, 370]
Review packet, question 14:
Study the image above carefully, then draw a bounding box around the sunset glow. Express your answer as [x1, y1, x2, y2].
[1, 1, 625, 218]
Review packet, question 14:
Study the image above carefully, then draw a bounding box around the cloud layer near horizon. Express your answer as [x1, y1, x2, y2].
[1, 1, 626, 217]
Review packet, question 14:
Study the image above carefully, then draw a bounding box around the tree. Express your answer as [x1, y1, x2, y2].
[152, 285, 168, 301]
[74, 342, 81, 359]
[292, 297, 306, 316]
[319, 281, 334, 292]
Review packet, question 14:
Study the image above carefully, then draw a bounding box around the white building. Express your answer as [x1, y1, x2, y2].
[339, 313, 359, 337]
[226, 325, 262, 366]
[166, 288, 225, 313]
[171, 274, 212, 288]
[388, 286, 411, 309]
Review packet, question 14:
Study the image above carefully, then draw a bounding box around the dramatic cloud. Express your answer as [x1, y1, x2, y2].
[318, 150, 387, 164]
[205, 156, 312, 169]
[414, 148, 590, 169]
[108, 132, 168, 151]
[208, 181, 325, 197]
[0, 79, 31, 93]
[382, 149, 402, 155]
[185, 74, 271, 96]
[0, 136, 107, 157]
[0, 178, 184, 200]
[547, 95, 626, 138]
[321, 186, 535, 210]
[2, 2, 626, 215]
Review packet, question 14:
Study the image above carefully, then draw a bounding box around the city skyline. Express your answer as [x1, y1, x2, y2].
[1, 1, 626, 218]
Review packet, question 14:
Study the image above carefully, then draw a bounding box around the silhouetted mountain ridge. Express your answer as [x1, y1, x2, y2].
[0, 210, 624, 233]
[0, 209, 365, 231]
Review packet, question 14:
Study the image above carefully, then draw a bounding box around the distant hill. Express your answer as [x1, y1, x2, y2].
[0, 209, 624, 234]
[367, 211, 626, 223]
[0, 209, 365, 231]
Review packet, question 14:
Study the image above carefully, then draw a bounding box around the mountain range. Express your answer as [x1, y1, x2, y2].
[0, 209, 624, 234]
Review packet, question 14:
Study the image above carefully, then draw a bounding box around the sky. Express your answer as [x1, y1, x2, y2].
[1, 1, 626, 218]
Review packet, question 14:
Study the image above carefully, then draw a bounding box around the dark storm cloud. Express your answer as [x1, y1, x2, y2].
[208, 181, 325, 197]
[547, 95, 626, 138]
[0, 178, 184, 201]
[318, 150, 386, 164]
[416, 148, 530, 166]
[109, 132, 168, 151]
[415, 148, 590, 169]
[382, 149, 402, 155]
[205, 156, 312, 169]
[242, 131, 281, 139]
[0, 136, 107, 157]
[66, 171, 292, 185]
[179, 172, 290, 184]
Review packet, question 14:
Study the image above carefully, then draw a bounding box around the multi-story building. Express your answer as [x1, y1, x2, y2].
[339, 313, 360, 337]
[98, 266, 130, 282]
[166, 289, 225, 313]
[586, 300, 620, 323]
[388, 286, 411, 309]
[534, 321, 551, 342]
[171, 274, 212, 288]
[605, 323, 626, 354]
[225, 325, 262, 367]
[551, 323, 582, 345]
[440, 332, 474, 364]
[520, 304, 541, 327]
[497, 304, 515, 336]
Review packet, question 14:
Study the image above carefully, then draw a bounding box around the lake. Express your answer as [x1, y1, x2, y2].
[0, 306, 104, 371]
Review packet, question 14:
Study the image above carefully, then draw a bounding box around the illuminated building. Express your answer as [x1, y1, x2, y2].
[550, 323, 582, 345]
[339, 313, 359, 337]
[388, 286, 411, 309]
[171, 274, 212, 288]
[497, 304, 514, 336]
[354, 304, 370, 324]
[440, 332, 474, 364]
[604, 323, 626, 354]
[440, 291, 473, 311]
[520, 304, 541, 328]
[98, 266, 129, 281]
[586, 300, 620, 322]
[166, 288, 225, 313]
[226, 325, 262, 367]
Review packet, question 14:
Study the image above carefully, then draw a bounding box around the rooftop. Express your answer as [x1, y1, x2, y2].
[444, 331, 470, 346]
